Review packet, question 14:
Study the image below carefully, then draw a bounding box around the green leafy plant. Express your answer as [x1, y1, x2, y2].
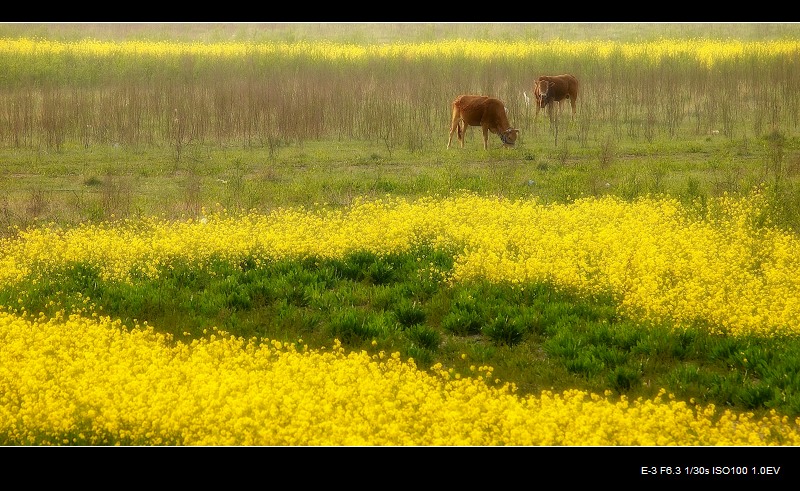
[441, 308, 484, 336]
[394, 299, 427, 328]
[482, 316, 525, 346]
[405, 324, 441, 351]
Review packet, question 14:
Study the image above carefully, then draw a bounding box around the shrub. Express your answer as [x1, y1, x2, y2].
[405, 345, 434, 368]
[608, 365, 642, 393]
[366, 260, 395, 285]
[405, 324, 441, 351]
[513, 308, 545, 335]
[394, 299, 427, 328]
[735, 382, 777, 410]
[482, 316, 525, 347]
[328, 308, 377, 345]
[441, 308, 484, 336]
[565, 355, 604, 377]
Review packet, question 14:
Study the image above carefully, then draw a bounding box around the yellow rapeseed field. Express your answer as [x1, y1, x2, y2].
[2, 35, 800, 446]
[1, 309, 798, 445]
[2, 191, 798, 337]
[2, 192, 800, 445]
[1, 37, 798, 66]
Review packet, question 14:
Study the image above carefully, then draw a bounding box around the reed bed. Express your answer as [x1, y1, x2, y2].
[1, 37, 799, 151]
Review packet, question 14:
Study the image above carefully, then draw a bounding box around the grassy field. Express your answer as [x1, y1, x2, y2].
[2, 23, 800, 446]
[2, 24, 800, 231]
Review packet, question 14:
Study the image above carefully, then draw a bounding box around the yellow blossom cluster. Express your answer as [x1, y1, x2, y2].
[1, 37, 798, 66]
[1, 309, 797, 445]
[2, 192, 798, 337]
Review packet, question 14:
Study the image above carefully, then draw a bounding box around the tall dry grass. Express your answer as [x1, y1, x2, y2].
[0, 38, 798, 152]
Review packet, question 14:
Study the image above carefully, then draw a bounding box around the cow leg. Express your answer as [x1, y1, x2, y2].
[570, 98, 577, 119]
[447, 114, 459, 149]
[482, 126, 489, 150]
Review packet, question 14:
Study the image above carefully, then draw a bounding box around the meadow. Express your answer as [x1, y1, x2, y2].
[2, 23, 800, 446]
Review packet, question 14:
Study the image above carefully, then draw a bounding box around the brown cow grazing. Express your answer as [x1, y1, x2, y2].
[533, 74, 579, 123]
[447, 95, 520, 150]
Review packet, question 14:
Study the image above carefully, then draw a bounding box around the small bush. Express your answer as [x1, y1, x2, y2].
[597, 347, 629, 367]
[328, 308, 377, 345]
[394, 299, 427, 328]
[608, 365, 642, 393]
[441, 308, 484, 336]
[367, 260, 395, 285]
[483, 316, 525, 346]
[83, 176, 102, 186]
[225, 290, 252, 311]
[565, 355, 603, 377]
[513, 308, 545, 335]
[543, 332, 583, 360]
[405, 324, 440, 351]
[405, 345, 434, 368]
[735, 383, 776, 410]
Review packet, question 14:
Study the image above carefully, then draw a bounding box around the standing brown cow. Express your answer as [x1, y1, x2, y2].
[447, 94, 520, 150]
[533, 74, 579, 124]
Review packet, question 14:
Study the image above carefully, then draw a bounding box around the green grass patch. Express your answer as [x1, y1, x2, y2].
[3, 248, 800, 419]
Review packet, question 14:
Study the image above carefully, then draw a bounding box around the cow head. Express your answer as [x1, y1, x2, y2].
[500, 128, 520, 146]
[535, 79, 555, 108]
